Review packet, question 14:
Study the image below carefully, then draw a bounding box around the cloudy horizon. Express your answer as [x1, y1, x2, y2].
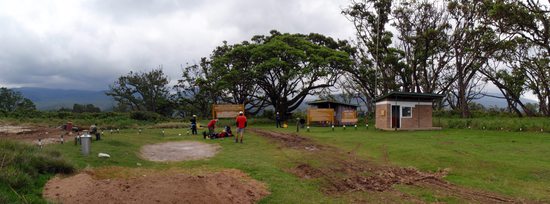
[0, 0, 355, 90]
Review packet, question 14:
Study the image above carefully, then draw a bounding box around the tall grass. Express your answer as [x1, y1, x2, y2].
[434, 117, 550, 132]
[0, 139, 74, 203]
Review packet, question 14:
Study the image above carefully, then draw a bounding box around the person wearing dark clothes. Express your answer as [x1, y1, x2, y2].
[225, 126, 233, 137]
[275, 112, 281, 128]
[90, 123, 101, 141]
[190, 115, 198, 135]
[299, 118, 306, 128]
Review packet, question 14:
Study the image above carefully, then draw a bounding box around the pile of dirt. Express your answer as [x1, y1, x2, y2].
[140, 141, 221, 162]
[0, 124, 67, 145]
[252, 129, 519, 203]
[43, 169, 270, 204]
[327, 167, 448, 193]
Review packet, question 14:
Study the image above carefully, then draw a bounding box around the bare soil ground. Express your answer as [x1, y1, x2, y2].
[0, 124, 68, 145]
[43, 168, 270, 204]
[140, 141, 221, 162]
[249, 129, 523, 203]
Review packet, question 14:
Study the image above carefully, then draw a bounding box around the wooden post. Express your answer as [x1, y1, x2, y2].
[307, 109, 310, 126]
[212, 104, 216, 119]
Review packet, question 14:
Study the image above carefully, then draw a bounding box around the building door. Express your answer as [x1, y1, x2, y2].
[391, 105, 400, 128]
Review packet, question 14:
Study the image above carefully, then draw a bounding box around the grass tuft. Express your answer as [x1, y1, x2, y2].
[0, 139, 74, 203]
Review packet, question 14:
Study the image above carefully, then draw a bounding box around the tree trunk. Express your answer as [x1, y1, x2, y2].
[458, 75, 470, 118]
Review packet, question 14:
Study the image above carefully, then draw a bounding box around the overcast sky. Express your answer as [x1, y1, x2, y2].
[0, 0, 354, 90]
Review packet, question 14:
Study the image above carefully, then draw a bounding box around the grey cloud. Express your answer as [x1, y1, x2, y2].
[0, 0, 354, 90]
[87, 0, 203, 23]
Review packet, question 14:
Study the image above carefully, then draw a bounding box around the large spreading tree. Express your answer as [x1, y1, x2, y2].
[210, 42, 268, 115]
[249, 31, 352, 120]
[106, 68, 173, 116]
[178, 31, 352, 120]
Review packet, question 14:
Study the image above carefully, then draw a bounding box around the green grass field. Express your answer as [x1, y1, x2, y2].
[48, 127, 343, 203]
[37, 124, 550, 203]
[266, 126, 550, 202]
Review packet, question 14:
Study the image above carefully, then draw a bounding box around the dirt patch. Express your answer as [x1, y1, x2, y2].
[43, 168, 270, 204]
[290, 164, 324, 179]
[249, 129, 323, 151]
[252, 129, 520, 203]
[326, 167, 449, 193]
[0, 124, 68, 145]
[140, 141, 220, 162]
[0, 125, 33, 134]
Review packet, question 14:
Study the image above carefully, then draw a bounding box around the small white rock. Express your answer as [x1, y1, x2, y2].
[98, 153, 111, 158]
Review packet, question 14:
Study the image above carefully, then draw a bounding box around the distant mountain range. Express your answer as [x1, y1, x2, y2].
[14, 87, 538, 112]
[299, 93, 539, 112]
[474, 94, 538, 108]
[15, 87, 115, 111]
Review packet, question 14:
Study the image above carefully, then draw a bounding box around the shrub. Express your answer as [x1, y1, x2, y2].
[0, 139, 74, 203]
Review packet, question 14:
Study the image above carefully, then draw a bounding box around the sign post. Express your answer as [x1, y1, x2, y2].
[212, 104, 245, 119]
[341, 110, 358, 125]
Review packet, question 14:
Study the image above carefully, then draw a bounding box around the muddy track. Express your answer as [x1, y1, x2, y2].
[250, 128, 523, 203]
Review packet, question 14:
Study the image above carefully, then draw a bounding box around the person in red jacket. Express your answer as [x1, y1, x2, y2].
[235, 111, 247, 143]
[207, 118, 218, 137]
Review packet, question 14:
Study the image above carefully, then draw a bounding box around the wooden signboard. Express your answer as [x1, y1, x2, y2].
[341, 110, 358, 124]
[307, 108, 335, 125]
[212, 104, 244, 118]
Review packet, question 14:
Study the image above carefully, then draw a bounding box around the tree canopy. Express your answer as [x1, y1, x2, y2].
[0, 87, 36, 113]
[106, 68, 173, 116]
[176, 31, 352, 119]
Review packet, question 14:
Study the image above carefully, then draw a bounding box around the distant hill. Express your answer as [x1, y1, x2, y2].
[15, 87, 115, 111]
[474, 93, 538, 108]
[14, 87, 538, 112]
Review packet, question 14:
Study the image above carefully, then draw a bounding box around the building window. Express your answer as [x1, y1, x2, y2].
[402, 107, 412, 118]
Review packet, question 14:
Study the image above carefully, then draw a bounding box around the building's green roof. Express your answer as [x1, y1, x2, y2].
[375, 92, 444, 102]
[307, 100, 359, 107]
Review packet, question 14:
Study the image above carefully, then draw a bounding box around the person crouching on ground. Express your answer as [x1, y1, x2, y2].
[207, 118, 218, 137]
[190, 115, 198, 135]
[235, 111, 247, 143]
